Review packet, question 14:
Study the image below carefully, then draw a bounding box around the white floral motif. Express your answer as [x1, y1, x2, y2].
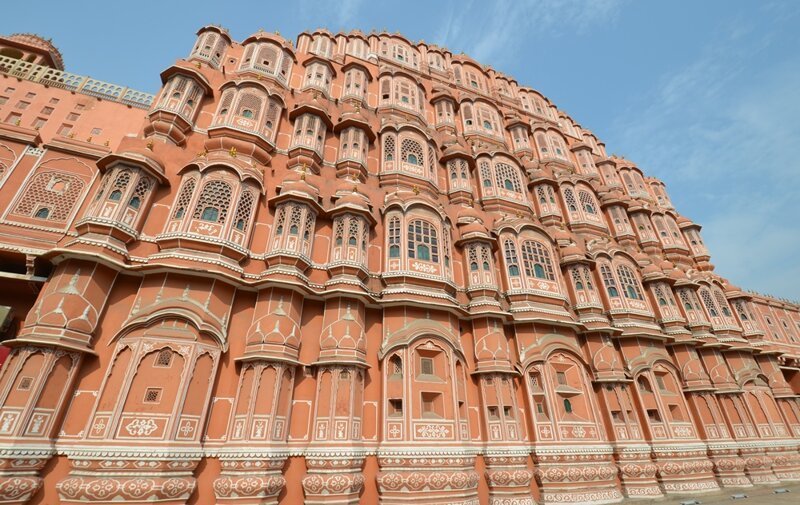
[125, 418, 158, 436]
[416, 424, 450, 438]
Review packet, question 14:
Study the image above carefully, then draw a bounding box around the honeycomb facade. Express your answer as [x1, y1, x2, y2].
[0, 27, 798, 505]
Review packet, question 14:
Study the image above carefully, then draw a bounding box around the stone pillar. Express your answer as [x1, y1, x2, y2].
[0, 259, 116, 504]
[302, 298, 367, 504]
[213, 287, 302, 504]
[472, 319, 533, 505]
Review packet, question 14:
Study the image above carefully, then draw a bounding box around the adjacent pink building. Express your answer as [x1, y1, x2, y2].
[0, 27, 798, 505]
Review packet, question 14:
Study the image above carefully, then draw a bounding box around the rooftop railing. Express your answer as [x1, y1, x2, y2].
[0, 55, 154, 109]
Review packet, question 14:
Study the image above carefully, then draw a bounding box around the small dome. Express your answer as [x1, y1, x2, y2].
[457, 206, 482, 222]
[280, 171, 320, 201]
[553, 228, 572, 242]
[5, 33, 64, 69]
[642, 264, 660, 275]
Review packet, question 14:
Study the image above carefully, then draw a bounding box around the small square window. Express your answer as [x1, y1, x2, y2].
[4, 87, 15, 93]
[41, 106, 54, 115]
[67, 113, 80, 121]
[0, 96, 7, 105]
[91, 127, 102, 135]
[421, 392, 441, 418]
[17, 376, 34, 391]
[75, 103, 86, 110]
[49, 97, 59, 105]
[420, 357, 434, 376]
[388, 398, 403, 417]
[25, 92, 35, 99]
[503, 406, 513, 418]
[556, 371, 567, 385]
[143, 388, 161, 403]
[31, 117, 46, 129]
[15, 101, 29, 110]
[487, 406, 499, 420]
[5, 112, 21, 124]
[154, 349, 172, 367]
[57, 124, 73, 136]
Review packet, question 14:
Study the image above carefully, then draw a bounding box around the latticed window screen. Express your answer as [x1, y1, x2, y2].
[617, 264, 644, 300]
[600, 264, 619, 297]
[479, 245, 492, 271]
[400, 138, 424, 165]
[521, 240, 555, 280]
[700, 288, 719, 317]
[129, 175, 153, 209]
[388, 216, 401, 258]
[233, 190, 255, 231]
[348, 216, 360, 246]
[15, 172, 85, 221]
[504, 240, 520, 276]
[407, 220, 438, 262]
[494, 162, 522, 193]
[334, 217, 345, 246]
[109, 169, 132, 201]
[193, 180, 232, 223]
[155, 349, 172, 367]
[173, 178, 196, 219]
[578, 190, 597, 214]
[713, 288, 732, 317]
[563, 187, 578, 212]
[383, 134, 396, 162]
[654, 284, 675, 307]
[235, 92, 263, 120]
[480, 161, 492, 188]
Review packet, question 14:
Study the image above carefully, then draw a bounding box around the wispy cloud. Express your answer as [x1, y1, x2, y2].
[608, 4, 800, 299]
[436, 0, 625, 65]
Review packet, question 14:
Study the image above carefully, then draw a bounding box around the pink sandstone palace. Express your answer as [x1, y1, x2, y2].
[0, 26, 797, 505]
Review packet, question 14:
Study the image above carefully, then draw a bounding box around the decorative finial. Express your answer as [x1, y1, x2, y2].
[195, 61, 202, 69]
[86, 136, 92, 142]
[412, 185, 420, 195]
[229, 146, 237, 158]
[104, 140, 109, 147]
[146, 140, 153, 150]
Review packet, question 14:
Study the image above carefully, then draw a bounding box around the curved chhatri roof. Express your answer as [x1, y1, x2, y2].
[4, 33, 64, 69]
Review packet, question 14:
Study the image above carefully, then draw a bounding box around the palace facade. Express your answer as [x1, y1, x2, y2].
[0, 27, 798, 505]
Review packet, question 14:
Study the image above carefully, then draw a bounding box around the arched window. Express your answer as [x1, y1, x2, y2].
[563, 187, 578, 212]
[637, 377, 652, 393]
[617, 264, 643, 300]
[700, 288, 719, 317]
[233, 190, 255, 232]
[579, 190, 597, 214]
[600, 264, 619, 297]
[192, 180, 232, 224]
[172, 178, 196, 220]
[407, 220, 438, 262]
[563, 398, 572, 413]
[388, 216, 401, 258]
[34, 207, 50, 219]
[504, 240, 520, 276]
[401, 138, 423, 165]
[494, 162, 522, 193]
[521, 240, 555, 280]
[381, 135, 397, 165]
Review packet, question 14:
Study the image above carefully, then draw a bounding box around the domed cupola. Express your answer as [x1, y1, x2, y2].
[333, 102, 376, 181]
[0, 33, 64, 69]
[187, 25, 232, 69]
[146, 64, 214, 145]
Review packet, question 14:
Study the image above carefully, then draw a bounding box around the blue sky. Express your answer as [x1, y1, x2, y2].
[3, 0, 799, 299]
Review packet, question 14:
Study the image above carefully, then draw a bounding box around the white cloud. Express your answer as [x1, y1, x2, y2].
[437, 0, 625, 66]
[607, 6, 800, 299]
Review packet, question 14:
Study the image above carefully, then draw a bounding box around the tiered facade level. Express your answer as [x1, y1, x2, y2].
[0, 27, 798, 505]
